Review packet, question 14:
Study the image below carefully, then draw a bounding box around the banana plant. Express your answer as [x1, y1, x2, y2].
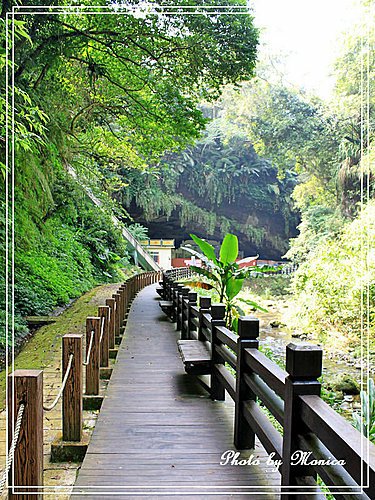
[189, 233, 267, 330]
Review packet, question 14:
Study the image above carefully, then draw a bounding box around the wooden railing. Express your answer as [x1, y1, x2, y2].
[161, 270, 375, 499]
[6, 271, 160, 499]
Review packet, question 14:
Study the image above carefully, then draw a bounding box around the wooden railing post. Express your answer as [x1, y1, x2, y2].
[234, 316, 259, 449]
[210, 304, 226, 401]
[186, 291, 198, 340]
[119, 289, 125, 324]
[98, 306, 110, 368]
[117, 287, 124, 324]
[112, 293, 121, 337]
[122, 285, 128, 322]
[122, 284, 128, 326]
[281, 343, 322, 493]
[126, 280, 131, 309]
[165, 277, 171, 301]
[174, 284, 184, 324]
[85, 317, 101, 395]
[161, 272, 166, 296]
[179, 287, 190, 334]
[62, 334, 82, 442]
[8, 369, 43, 499]
[128, 278, 132, 303]
[168, 279, 176, 302]
[198, 297, 211, 341]
[105, 298, 116, 350]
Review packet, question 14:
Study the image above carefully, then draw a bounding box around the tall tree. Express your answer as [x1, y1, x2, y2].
[2, 0, 259, 180]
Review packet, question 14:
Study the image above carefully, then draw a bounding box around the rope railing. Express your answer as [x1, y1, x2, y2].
[83, 330, 95, 366]
[5, 271, 160, 494]
[0, 403, 25, 493]
[99, 316, 105, 344]
[43, 354, 74, 411]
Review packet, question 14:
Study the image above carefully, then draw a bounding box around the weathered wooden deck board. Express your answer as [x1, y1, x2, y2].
[72, 284, 280, 499]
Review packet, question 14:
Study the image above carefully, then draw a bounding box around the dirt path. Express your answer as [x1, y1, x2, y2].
[0, 282, 121, 499]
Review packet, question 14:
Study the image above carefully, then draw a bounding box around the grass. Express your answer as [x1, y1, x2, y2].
[0, 283, 119, 410]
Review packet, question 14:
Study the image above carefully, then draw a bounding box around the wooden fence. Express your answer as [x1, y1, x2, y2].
[5, 271, 160, 499]
[161, 268, 375, 500]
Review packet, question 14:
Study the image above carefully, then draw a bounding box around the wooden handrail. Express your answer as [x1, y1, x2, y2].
[300, 394, 375, 494]
[244, 372, 284, 425]
[244, 348, 287, 398]
[160, 272, 375, 498]
[215, 325, 238, 353]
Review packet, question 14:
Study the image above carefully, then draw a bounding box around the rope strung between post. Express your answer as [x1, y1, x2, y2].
[43, 354, 74, 411]
[0, 403, 25, 494]
[83, 330, 95, 366]
[99, 316, 105, 344]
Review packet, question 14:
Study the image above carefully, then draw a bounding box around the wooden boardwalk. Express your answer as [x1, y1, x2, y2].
[73, 284, 280, 499]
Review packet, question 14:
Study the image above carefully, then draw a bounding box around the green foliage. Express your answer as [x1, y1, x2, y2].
[0, 1, 262, 355]
[244, 275, 291, 298]
[121, 130, 297, 256]
[285, 206, 345, 263]
[218, 82, 341, 187]
[190, 234, 217, 263]
[0, 150, 131, 352]
[15, 223, 95, 315]
[2, 0, 259, 189]
[0, 18, 48, 179]
[287, 201, 375, 347]
[353, 378, 375, 443]
[127, 223, 149, 241]
[189, 233, 265, 327]
[0, 311, 28, 349]
[220, 234, 238, 265]
[279, 4, 375, 356]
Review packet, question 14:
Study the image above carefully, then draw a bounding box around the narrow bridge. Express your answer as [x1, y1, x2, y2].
[6, 270, 375, 499]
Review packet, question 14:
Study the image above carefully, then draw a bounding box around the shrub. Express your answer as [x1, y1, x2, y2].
[287, 201, 375, 348]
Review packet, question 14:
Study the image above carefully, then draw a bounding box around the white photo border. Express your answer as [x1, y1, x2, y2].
[5, 1, 372, 496]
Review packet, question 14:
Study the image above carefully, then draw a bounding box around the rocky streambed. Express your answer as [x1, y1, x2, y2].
[254, 299, 373, 418]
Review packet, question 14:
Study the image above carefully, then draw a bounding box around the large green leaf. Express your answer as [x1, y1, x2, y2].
[190, 234, 217, 263]
[189, 265, 220, 283]
[231, 317, 239, 333]
[219, 234, 238, 265]
[226, 277, 243, 300]
[238, 297, 268, 313]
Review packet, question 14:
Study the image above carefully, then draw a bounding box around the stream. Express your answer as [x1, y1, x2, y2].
[255, 302, 370, 416]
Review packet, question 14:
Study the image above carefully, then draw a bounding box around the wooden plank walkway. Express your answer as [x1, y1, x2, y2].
[73, 284, 281, 499]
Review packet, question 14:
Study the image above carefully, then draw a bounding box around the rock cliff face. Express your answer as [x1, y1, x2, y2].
[123, 137, 300, 260]
[127, 189, 299, 260]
